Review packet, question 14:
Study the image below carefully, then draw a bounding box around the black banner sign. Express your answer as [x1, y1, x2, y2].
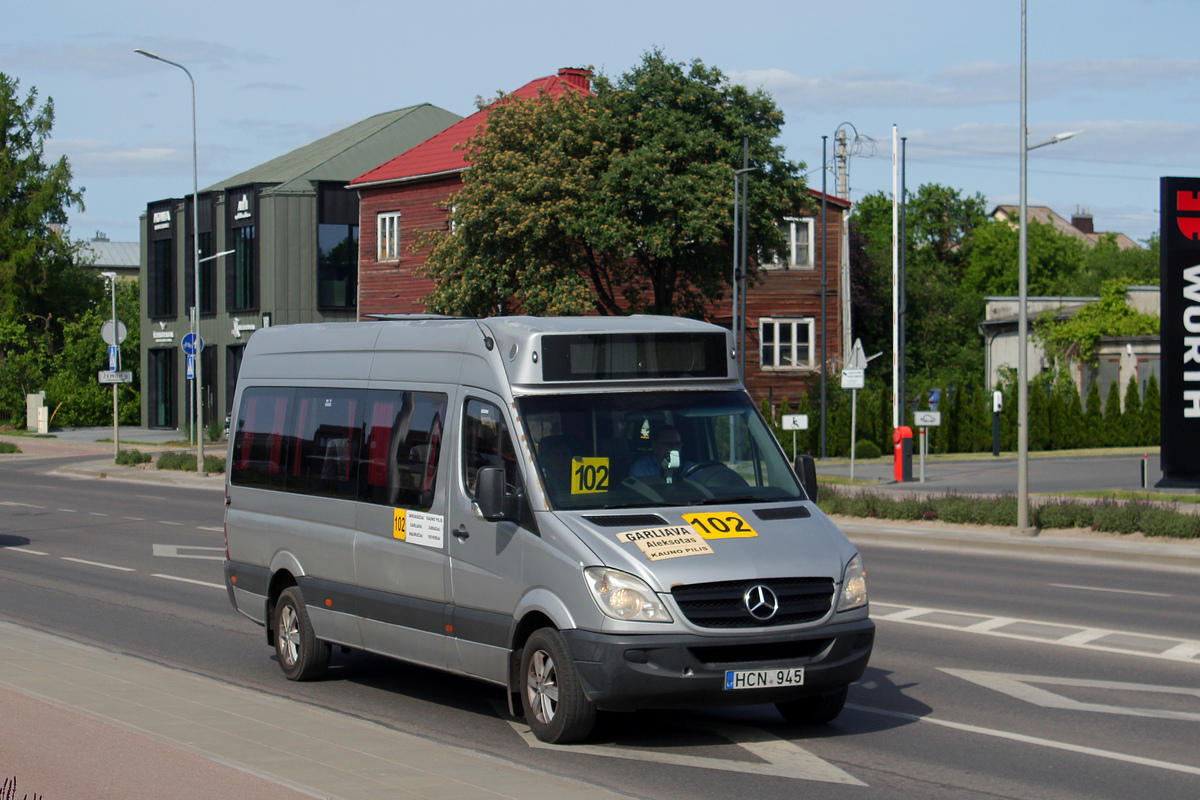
[1159, 176, 1200, 485]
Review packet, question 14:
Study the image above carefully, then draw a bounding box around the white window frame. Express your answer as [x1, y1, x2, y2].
[765, 217, 814, 269]
[377, 211, 401, 262]
[759, 317, 815, 371]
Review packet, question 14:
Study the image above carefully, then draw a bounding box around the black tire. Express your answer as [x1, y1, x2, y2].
[519, 628, 596, 744]
[273, 586, 331, 681]
[776, 685, 849, 725]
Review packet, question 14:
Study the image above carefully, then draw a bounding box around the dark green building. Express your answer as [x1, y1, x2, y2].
[139, 103, 461, 432]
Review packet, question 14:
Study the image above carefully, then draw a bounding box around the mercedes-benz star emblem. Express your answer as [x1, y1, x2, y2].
[743, 584, 779, 620]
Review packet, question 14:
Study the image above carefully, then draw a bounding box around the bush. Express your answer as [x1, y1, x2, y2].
[1033, 500, 1093, 529]
[116, 448, 151, 466]
[0, 441, 20, 454]
[1138, 507, 1200, 539]
[854, 439, 882, 460]
[1090, 498, 1143, 535]
[157, 450, 225, 473]
[156, 450, 196, 471]
[817, 485, 1200, 540]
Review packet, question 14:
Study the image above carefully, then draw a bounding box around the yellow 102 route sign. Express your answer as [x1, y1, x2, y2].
[681, 511, 758, 539]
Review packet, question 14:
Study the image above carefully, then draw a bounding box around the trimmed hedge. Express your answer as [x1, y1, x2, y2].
[818, 486, 1199, 539]
[0, 441, 20, 454]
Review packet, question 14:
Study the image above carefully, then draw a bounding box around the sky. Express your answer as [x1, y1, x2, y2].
[6, 0, 1199, 247]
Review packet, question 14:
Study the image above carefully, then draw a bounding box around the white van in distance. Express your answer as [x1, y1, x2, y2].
[223, 315, 873, 743]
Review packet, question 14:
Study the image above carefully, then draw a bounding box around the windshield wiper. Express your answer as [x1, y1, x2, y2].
[698, 495, 768, 505]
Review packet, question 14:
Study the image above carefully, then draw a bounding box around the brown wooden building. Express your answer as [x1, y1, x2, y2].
[349, 69, 850, 408]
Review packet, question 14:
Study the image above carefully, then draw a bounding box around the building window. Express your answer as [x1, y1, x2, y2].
[149, 237, 174, 318]
[185, 231, 217, 315]
[377, 212, 401, 261]
[760, 317, 814, 370]
[229, 225, 257, 311]
[318, 223, 359, 309]
[766, 217, 813, 269]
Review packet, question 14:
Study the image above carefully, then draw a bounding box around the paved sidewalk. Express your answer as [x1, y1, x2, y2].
[0, 622, 634, 800]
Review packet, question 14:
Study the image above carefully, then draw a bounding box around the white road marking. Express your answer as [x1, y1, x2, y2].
[61, 557, 134, 572]
[872, 602, 1199, 663]
[152, 574, 224, 590]
[507, 717, 865, 784]
[152, 544, 224, 561]
[58, 509, 77, 513]
[942, 669, 1200, 722]
[849, 703, 1200, 778]
[123, 516, 144, 521]
[2, 548, 49, 556]
[89, 512, 108, 517]
[1051, 583, 1171, 597]
[196, 526, 223, 532]
[0, 502, 45, 509]
[158, 520, 183, 526]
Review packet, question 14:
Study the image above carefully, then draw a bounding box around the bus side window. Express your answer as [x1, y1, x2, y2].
[463, 398, 520, 496]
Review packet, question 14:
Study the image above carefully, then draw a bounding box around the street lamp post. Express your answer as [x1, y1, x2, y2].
[136, 48, 204, 474]
[1018, 3, 1081, 530]
[101, 271, 119, 460]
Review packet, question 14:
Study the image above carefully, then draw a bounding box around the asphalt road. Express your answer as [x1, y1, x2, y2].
[1, 454, 1197, 799]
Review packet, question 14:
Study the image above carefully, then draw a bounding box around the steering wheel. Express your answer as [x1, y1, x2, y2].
[680, 460, 726, 480]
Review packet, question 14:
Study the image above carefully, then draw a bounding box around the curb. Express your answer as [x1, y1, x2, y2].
[834, 516, 1200, 573]
[54, 459, 225, 490]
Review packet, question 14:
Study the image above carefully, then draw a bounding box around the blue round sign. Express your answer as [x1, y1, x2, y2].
[181, 332, 205, 356]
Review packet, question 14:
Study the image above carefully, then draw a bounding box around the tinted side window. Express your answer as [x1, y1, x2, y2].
[285, 389, 362, 500]
[359, 390, 447, 510]
[463, 398, 520, 497]
[231, 387, 293, 489]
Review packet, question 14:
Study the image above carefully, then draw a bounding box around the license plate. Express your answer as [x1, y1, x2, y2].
[724, 667, 804, 690]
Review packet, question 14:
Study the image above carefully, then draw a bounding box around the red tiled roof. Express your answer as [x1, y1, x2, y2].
[350, 68, 591, 188]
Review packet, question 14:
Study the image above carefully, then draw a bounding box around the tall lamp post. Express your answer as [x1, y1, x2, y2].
[1018, 1, 1080, 530]
[136, 48, 204, 474]
[101, 271, 120, 460]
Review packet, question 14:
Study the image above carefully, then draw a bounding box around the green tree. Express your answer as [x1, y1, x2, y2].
[1123, 375, 1142, 448]
[1142, 373, 1160, 446]
[1075, 233, 1159, 294]
[422, 50, 808, 317]
[1102, 379, 1123, 447]
[0, 73, 99, 425]
[1084, 377, 1103, 447]
[964, 217, 1086, 297]
[848, 184, 988, 388]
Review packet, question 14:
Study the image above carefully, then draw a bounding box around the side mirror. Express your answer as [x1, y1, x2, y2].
[794, 454, 819, 503]
[476, 466, 519, 521]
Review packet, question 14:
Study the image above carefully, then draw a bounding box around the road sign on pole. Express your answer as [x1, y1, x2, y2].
[181, 332, 204, 357]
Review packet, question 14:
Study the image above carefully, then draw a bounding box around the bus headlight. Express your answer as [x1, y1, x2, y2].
[837, 554, 868, 611]
[584, 567, 673, 623]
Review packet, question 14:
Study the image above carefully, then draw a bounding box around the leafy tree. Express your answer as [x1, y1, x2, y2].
[963, 217, 1086, 297]
[847, 184, 988, 388]
[0, 73, 100, 424]
[421, 49, 808, 318]
[1076, 233, 1159, 295]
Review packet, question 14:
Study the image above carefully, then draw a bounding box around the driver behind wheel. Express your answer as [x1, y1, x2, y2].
[628, 424, 693, 481]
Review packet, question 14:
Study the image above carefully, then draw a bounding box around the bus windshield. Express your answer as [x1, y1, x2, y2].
[518, 390, 804, 511]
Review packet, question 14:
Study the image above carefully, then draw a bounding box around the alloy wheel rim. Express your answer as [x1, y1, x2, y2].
[526, 649, 559, 724]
